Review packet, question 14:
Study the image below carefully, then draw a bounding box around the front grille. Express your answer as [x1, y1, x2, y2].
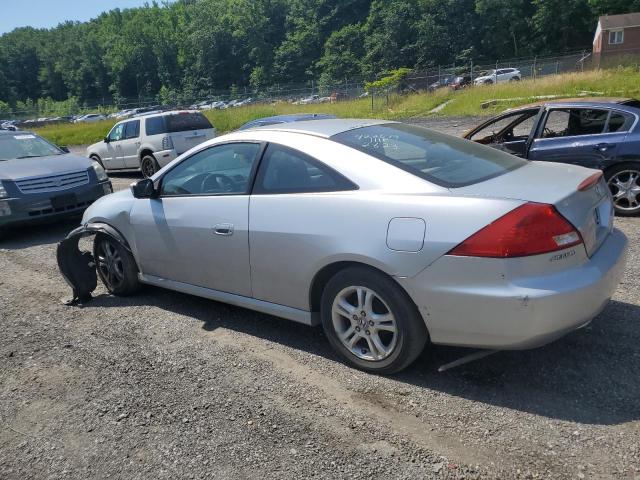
[16, 170, 89, 194]
[27, 199, 95, 217]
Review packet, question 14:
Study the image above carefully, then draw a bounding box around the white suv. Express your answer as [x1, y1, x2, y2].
[474, 68, 521, 85]
[87, 110, 216, 177]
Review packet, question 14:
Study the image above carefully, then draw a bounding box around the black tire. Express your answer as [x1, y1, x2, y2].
[605, 162, 640, 217]
[484, 79, 493, 84]
[90, 154, 104, 169]
[320, 266, 428, 374]
[509, 76, 521, 82]
[93, 233, 140, 295]
[140, 154, 159, 178]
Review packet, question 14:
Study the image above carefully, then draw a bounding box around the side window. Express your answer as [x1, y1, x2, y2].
[468, 110, 538, 143]
[512, 114, 537, 138]
[254, 144, 356, 194]
[145, 117, 166, 136]
[160, 143, 261, 196]
[542, 109, 608, 138]
[124, 120, 140, 139]
[108, 123, 125, 142]
[607, 111, 634, 133]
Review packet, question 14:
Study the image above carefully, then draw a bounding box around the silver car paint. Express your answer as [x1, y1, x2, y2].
[80, 119, 628, 348]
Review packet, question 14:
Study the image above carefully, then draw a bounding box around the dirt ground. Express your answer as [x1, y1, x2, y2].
[1, 118, 639, 479]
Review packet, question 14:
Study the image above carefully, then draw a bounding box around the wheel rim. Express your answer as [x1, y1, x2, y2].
[331, 286, 398, 362]
[608, 169, 640, 212]
[141, 157, 155, 178]
[96, 239, 125, 290]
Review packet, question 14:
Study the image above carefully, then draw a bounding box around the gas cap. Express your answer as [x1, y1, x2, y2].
[386, 217, 426, 252]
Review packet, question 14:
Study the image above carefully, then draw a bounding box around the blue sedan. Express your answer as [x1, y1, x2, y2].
[464, 99, 640, 216]
[238, 113, 337, 130]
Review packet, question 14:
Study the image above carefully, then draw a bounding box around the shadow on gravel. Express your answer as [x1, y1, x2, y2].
[86, 287, 639, 426]
[0, 218, 79, 250]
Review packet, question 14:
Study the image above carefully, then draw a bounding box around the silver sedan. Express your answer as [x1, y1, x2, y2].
[58, 119, 628, 374]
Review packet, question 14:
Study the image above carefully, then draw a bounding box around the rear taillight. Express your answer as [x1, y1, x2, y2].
[448, 203, 583, 258]
[162, 136, 173, 150]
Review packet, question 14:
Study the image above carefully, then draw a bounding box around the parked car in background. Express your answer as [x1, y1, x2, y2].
[87, 110, 216, 178]
[428, 77, 454, 91]
[58, 119, 627, 374]
[237, 113, 337, 130]
[0, 130, 111, 235]
[74, 113, 107, 123]
[474, 68, 521, 85]
[450, 75, 472, 91]
[463, 99, 640, 215]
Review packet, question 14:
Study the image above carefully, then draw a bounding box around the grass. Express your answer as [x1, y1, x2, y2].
[33, 67, 640, 146]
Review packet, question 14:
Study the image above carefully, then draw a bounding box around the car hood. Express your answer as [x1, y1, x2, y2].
[0, 153, 94, 181]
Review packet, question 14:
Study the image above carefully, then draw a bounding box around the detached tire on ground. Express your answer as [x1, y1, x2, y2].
[141, 154, 160, 178]
[320, 266, 428, 374]
[605, 162, 640, 217]
[93, 233, 140, 296]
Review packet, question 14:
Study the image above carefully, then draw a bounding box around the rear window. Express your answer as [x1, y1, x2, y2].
[165, 113, 213, 133]
[331, 124, 526, 188]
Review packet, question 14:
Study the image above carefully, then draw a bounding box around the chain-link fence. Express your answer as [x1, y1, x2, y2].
[5, 48, 639, 126]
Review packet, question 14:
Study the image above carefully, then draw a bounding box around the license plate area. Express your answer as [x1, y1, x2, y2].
[51, 193, 77, 209]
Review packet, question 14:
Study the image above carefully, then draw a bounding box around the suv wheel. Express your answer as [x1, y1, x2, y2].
[321, 266, 428, 374]
[141, 154, 159, 178]
[606, 162, 640, 216]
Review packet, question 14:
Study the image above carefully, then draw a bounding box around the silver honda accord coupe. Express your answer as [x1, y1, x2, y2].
[58, 119, 628, 374]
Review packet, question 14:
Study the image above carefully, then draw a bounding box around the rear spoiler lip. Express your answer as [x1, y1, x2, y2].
[577, 171, 603, 192]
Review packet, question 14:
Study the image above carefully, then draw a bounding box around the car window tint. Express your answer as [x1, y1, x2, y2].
[161, 143, 260, 196]
[165, 113, 212, 132]
[124, 120, 140, 139]
[607, 112, 634, 132]
[542, 109, 608, 138]
[108, 123, 125, 141]
[145, 116, 166, 135]
[332, 124, 526, 188]
[254, 144, 356, 194]
[512, 114, 537, 138]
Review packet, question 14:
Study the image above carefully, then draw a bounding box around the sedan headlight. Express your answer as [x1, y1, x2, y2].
[92, 162, 109, 182]
[0, 181, 7, 199]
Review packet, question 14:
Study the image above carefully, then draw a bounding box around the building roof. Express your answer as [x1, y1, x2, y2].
[599, 12, 640, 30]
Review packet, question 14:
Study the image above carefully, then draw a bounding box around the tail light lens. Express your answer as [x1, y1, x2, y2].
[162, 136, 173, 150]
[448, 203, 583, 258]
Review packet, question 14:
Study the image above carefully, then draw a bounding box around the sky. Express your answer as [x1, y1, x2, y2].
[0, 0, 162, 34]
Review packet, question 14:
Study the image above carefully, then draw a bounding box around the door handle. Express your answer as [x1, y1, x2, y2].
[213, 223, 234, 236]
[594, 143, 613, 152]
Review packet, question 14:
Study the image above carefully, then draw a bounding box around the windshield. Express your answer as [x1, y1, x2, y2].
[331, 124, 527, 188]
[0, 133, 63, 161]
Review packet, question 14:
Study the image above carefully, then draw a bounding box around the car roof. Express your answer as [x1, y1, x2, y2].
[116, 109, 201, 123]
[508, 97, 639, 111]
[248, 118, 396, 138]
[0, 129, 32, 136]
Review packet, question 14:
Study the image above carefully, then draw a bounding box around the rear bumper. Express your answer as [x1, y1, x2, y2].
[0, 181, 111, 229]
[397, 229, 628, 349]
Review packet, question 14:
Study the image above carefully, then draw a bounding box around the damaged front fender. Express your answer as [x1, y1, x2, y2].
[56, 223, 131, 304]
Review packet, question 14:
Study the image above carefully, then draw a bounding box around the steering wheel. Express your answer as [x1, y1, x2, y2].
[543, 127, 554, 138]
[200, 173, 235, 193]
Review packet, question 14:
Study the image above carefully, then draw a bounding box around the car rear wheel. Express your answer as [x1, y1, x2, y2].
[141, 154, 159, 178]
[605, 163, 640, 216]
[321, 266, 428, 374]
[93, 233, 140, 295]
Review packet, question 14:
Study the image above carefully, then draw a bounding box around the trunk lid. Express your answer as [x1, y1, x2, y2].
[455, 161, 613, 256]
[170, 128, 216, 155]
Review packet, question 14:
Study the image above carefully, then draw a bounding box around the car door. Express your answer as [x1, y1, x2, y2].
[129, 142, 263, 296]
[249, 143, 359, 310]
[120, 120, 141, 168]
[103, 123, 125, 169]
[466, 108, 540, 157]
[527, 107, 625, 169]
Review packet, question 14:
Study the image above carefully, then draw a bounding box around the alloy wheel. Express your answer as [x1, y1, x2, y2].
[331, 286, 398, 362]
[608, 169, 640, 213]
[96, 239, 125, 291]
[141, 157, 156, 178]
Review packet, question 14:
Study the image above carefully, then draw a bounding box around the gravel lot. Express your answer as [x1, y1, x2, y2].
[1, 118, 639, 479]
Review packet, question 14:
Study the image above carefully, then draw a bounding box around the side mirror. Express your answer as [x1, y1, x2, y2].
[59, 145, 70, 153]
[131, 178, 156, 199]
[104, 137, 110, 143]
